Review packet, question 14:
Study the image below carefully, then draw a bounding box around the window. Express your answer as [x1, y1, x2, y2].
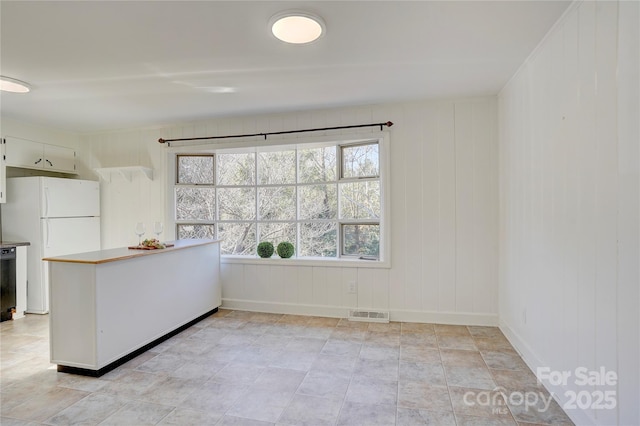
[173, 139, 384, 260]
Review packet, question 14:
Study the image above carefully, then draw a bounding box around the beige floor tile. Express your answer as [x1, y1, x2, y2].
[399, 361, 446, 386]
[2, 387, 88, 422]
[398, 381, 451, 411]
[400, 346, 441, 364]
[284, 337, 327, 353]
[438, 334, 478, 351]
[278, 393, 343, 426]
[157, 408, 223, 425]
[211, 362, 265, 385]
[100, 400, 174, 425]
[365, 331, 401, 347]
[309, 353, 357, 379]
[329, 327, 367, 341]
[307, 316, 340, 328]
[401, 322, 436, 334]
[253, 367, 306, 392]
[226, 388, 293, 423]
[217, 414, 274, 425]
[336, 401, 397, 426]
[400, 332, 438, 348]
[482, 350, 529, 371]
[445, 365, 497, 390]
[468, 326, 506, 339]
[354, 358, 399, 381]
[297, 369, 350, 400]
[44, 393, 128, 425]
[138, 375, 205, 406]
[346, 376, 398, 405]
[397, 407, 457, 425]
[435, 324, 472, 336]
[0, 417, 41, 426]
[179, 381, 246, 415]
[475, 337, 518, 353]
[249, 312, 284, 324]
[360, 343, 400, 361]
[456, 413, 518, 425]
[321, 339, 362, 357]
[441, 349, 487, 367]
[368, 322, 401, 333]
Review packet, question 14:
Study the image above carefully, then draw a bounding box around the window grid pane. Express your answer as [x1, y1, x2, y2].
[177, 224, 216, 240]
[341, 143, 379, 179]
[177, 155, 215, 184]
[174, 141, 381, 259]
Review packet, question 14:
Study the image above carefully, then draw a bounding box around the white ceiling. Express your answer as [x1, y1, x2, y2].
[1, 1, 570, 133]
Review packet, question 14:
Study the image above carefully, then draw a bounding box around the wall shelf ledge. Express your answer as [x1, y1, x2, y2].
[94, 166, 153, 182]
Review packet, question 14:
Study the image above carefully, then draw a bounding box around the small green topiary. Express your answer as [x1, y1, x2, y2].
[277, 242, 295, 258]
[257, 241, 274, 258]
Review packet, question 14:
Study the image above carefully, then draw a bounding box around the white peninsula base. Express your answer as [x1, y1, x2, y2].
[44, 239, 221, 376]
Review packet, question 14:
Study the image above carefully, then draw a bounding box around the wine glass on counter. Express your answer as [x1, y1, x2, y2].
[135, 222, 145, 245]
[153, 221, 163, 240]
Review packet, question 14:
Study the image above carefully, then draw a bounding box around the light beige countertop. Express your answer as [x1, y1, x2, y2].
[43, 239, 220, 265]
[0, 241, 31, 249]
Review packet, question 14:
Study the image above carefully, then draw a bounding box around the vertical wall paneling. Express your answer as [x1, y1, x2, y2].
[437, 104, 457, 312]
[454, 102, 475, 313]
[499, 1, 638, 424]
[616, 1, 640, 425]
[403, 106, 424, 311]
[421, 104, 440, 312]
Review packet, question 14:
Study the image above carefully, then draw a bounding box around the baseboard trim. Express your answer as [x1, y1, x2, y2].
[221, 299, 349, 318]
[390, 309, 498, 326]
[222, 298, 498, 326]
[499, 319, 596, 426]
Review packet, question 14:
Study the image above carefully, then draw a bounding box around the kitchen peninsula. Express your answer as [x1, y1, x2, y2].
[43, 239, 221, 376]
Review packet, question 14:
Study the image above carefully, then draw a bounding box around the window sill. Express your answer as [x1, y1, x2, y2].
[221, 255, 390, 269]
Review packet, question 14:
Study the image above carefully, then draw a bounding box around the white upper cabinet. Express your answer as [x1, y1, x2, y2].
[43, 144, 76, 173]
[4, 136, 77, 174]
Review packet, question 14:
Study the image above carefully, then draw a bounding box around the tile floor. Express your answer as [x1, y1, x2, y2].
[0, 310, 574, 425]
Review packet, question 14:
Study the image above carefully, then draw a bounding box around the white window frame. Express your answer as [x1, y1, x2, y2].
[166, 132, 390, 268]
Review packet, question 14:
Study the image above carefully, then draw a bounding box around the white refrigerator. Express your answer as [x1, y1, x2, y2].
[2, 177, 101, 314]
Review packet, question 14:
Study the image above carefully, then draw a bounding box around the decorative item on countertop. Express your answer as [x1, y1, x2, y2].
[277, 242, 294, 258]
[128, 238, 173, 250]
[257, 241, 274, 258]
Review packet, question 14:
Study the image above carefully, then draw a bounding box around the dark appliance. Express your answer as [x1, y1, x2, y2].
[1, 247, 17, 321]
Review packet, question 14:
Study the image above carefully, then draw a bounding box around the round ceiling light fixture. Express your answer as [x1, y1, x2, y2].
[270, 11, 325, 44]
[0, 76, 31, 93]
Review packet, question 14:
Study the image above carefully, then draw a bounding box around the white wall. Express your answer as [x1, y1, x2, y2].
[80, 97, 499, 325]
[498, 1, 639, 425]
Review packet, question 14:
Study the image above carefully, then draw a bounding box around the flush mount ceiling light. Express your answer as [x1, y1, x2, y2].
[270, 11, 325, 44]
[0, 76, 31, 93]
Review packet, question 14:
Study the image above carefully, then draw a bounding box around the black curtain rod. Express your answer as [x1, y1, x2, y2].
[158, 121, 393, 145]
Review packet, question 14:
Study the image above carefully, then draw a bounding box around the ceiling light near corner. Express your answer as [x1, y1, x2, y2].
[0, 76, 31, 93]
[271, 11, 325, 44]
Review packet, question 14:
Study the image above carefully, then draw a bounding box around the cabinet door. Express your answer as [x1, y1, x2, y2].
[44, 144, 76, 173]
[5, 137, 44, 169]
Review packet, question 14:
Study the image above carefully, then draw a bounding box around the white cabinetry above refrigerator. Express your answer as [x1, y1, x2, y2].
[4, 136, 77, 174]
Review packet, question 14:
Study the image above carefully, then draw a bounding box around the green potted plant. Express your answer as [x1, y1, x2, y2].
[277, 242, 294, 259]
[257, 242, 274, 258]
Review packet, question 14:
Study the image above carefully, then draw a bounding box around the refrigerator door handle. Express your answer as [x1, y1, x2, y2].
[44, 187, 50, 217]
[45, 219, 50, 248]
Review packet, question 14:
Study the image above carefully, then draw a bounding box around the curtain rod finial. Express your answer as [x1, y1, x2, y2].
[158, 138, 166, 144]
[386, 121, 394, 127]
